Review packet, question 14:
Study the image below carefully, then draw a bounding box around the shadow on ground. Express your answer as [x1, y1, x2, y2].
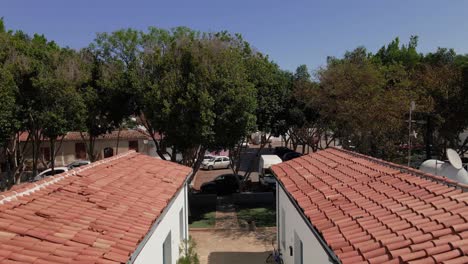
[214, 228, 276, 247]
[208, 251, 270, 264]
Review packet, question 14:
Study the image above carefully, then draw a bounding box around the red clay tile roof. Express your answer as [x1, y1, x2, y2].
[0, 151, 192, 263]
[272, 147, 468, 264]
[18, 130, 150, 142]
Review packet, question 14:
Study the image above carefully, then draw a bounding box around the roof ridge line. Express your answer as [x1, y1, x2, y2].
[0, 150, 137, 205]
[329, 147, 468, 192]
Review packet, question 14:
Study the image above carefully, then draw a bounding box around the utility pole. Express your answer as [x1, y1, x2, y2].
[408, 101, 415, 166]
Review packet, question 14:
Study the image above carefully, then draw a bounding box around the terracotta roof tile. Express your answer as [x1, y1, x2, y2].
[0, 151, 191, 263]
[273, 147, 468, 264]
[441, 256, 468, 264]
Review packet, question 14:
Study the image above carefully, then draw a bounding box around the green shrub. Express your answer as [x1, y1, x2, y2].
[177, 236, 200, 264]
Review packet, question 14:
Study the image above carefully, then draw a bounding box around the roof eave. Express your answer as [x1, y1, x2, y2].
[274, 171, 341, 264]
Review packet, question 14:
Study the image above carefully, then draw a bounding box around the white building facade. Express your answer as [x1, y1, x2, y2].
[131, 182, 189, 264]
[277, 184, 336, 264]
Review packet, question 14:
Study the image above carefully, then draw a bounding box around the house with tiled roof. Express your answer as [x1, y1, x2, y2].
[0, 151, 192, 264]
[272, 147, 468, 264]
[18, 130, 158, 168]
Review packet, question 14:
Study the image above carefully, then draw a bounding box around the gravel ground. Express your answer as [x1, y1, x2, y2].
[190, 228, 276, 264]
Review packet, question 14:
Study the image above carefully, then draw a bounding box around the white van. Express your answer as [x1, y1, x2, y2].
[259, 155, 282, 190]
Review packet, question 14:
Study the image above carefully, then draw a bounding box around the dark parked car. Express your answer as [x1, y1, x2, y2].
[282, 151, 302, 161]
[67, 160, 91, 169]
[274, 147, 294, 158]
[200, 174, 244, 195]
[32, 167, 69, 182]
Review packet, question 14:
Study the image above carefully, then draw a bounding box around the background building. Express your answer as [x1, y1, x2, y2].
[19, 130, 156, 167]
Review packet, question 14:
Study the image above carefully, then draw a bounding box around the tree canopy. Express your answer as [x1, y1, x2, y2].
[1, 18, 468, 189]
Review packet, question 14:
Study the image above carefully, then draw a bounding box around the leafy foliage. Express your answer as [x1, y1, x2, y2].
[177, 237, 200, 264]
[308, 38, 468, 161]
[0, 67, 16, 148]
[2, 17, 468, 184]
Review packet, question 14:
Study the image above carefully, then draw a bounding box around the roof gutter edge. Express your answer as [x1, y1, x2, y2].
[275, 173, 342, 264]
[127, 170, 193, 263]
[332, 147, 468, 192]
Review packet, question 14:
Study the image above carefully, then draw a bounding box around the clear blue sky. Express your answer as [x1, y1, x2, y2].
[3, 0, 468, 72]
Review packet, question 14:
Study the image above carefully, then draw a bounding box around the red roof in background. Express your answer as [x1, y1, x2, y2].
[272, 148, 468, 264]
[0, 152, 192, 263]
[18, 130, 150, 142]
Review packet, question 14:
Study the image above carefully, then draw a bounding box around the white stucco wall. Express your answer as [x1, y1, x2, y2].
[132, 183, 189, 264]
[22, 138, 155, 167]
[277, 185, 334, 264]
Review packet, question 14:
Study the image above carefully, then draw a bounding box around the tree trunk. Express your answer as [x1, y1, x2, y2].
[81, 132, 97, 162]
[283, 135, 289, 147]
[50, 139, 56, 175]
[12, 132, 30, 186]
[138, 112, 167, 160]
[171, 145, 177, 162]
[90, 136, 96, 161]
[115, 127, 122, 155]
[31, 130, 42, 178]
[459, 137, 468, 156]
[53, 135, 65, 164]
[229, 138, 245, 176]
[2, 146, 9, 190]
[325, 134, 335, 149]
[242, 134, 272, 183]
[191, 146, 207, 176]
[31, 132, 36, 178]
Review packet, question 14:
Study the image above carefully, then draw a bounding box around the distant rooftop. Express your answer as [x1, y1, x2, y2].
[18, 129, 152, 142]
[0, 151, 192, 263]
[273, 148, 468, 264]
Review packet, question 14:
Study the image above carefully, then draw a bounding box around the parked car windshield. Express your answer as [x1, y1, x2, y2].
[44, 169, 65, 176]
[264, 168, 274, 177]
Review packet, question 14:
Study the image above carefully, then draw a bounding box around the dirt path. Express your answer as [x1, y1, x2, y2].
[190, 228, 276, 264]
[214, 196, 239, 229]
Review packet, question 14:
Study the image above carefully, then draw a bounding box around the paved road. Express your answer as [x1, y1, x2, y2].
[192, 146, 277, 190]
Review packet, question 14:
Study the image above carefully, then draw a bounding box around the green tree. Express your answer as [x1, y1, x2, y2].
[317, 47, 410, 159]
[140, 29, 256, 173]
[77, 48, 130, 161]
[239, 54, 291, 179]
[35, 48, 86, 172]
[5, 32, 65, 178]
[286, 65, 322, 152]
[374, 36, 422, 69]
[0, 67, 18, 188]
[414, 48, 468, 157]
[90, 27, 258, 175]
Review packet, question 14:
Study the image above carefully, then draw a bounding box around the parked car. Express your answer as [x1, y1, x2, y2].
[274, 147, 294, 158]
[33, 167, 69, 181]
[201, 156, 231, 170]
[282, 151, 302, 161]
[259, 155, 282, 191]
[67, 160, 91, 169]
[203, 155, 215, 162]
[200, 174, 244, 195]
[259, 172, 277, 191]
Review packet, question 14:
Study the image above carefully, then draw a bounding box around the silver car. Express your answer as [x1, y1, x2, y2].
[201, 156, 231, 170]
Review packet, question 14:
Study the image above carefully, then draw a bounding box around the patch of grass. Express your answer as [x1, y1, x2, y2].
[189, 211, 216, 228]
[237, 206, 276, 227]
